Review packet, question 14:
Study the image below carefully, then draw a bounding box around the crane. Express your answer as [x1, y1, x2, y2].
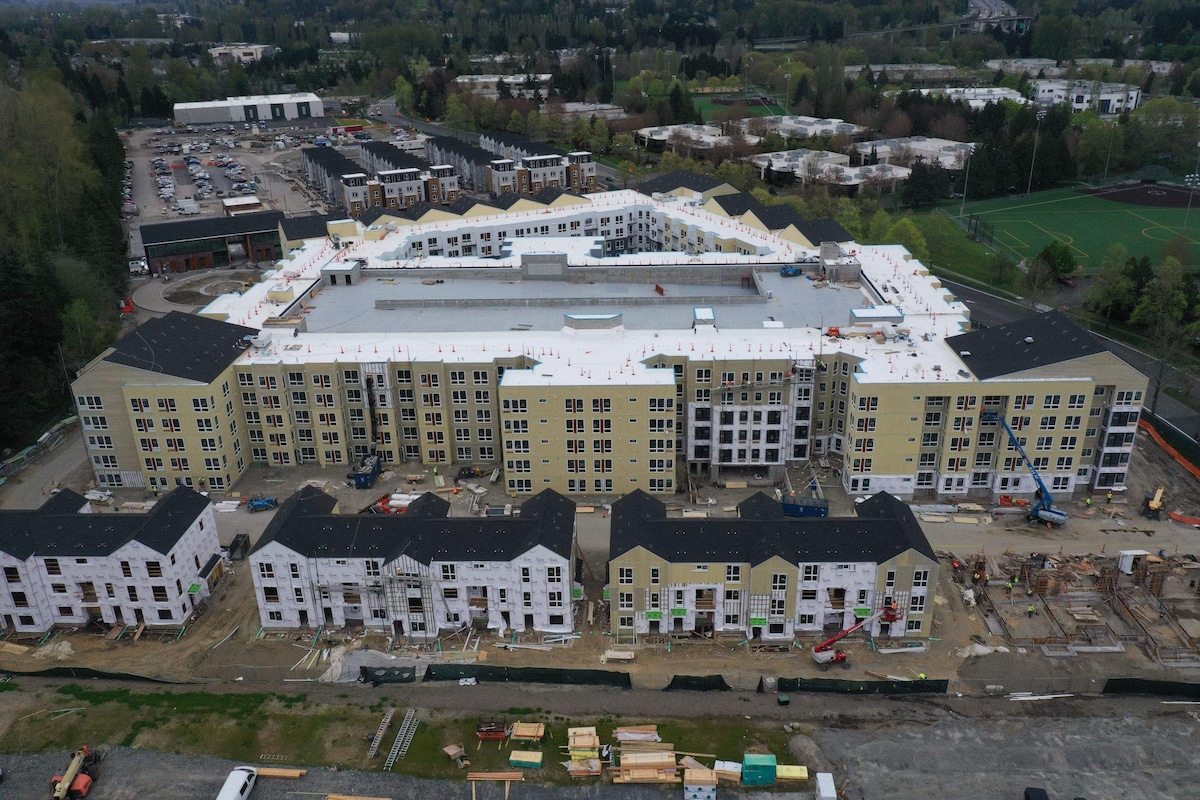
[811, 606, 904, 670]
[50, 746, 98, 799]
[981, 411, 1068, 527]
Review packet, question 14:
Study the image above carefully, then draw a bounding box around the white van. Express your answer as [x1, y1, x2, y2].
[216, 767, 257, 800]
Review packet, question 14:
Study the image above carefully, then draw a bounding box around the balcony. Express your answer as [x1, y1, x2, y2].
[694, 590, 716, 611]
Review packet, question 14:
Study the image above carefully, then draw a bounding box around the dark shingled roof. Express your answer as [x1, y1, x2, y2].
[447, 196, 499, 216]
[532, 187, 584, 205]
[140, 211, 284, 246]
[252, 488, 575, 563]
[708, 192, 768, 218]
[358, 207, 392, 226]
[104, 311, 256, 383]
[360, 140, 432, 171]
[794, 217, 852, 244]
[753, 204, 805, 231]
[0, 487, 212, 560]
[280, 213, 330, 242]
[946, 310, 1108, 380]
[480, 131, 568, 157]
[636, 170, 730, 196]
[609, 490, 935, 565]
[490, 192, 531, 209]
[428, 135, 494, 166]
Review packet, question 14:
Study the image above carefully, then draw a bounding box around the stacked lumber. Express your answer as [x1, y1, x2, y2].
[714, 760, 742, 783]
[610, 751, 680, 783]
[679, 756, 710, 771]
[617, 741, 674, 752]
[566, 726, 600, 759]
[613, 724, 660, 742]
[509, 751, 543, 769]
[327, 795, 392, 800]
[684, 768, 718, 786]
[509, 722, 545, 742]
[466, 772, 525, 781]
[257, 768, 307, 778]
[562, 759, 602, 778]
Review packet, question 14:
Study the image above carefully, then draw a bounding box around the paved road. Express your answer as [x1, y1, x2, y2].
[370, 98, 621, 184]
[943, 279, 1200, 441]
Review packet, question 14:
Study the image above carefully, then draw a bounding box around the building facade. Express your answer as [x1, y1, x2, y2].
[174, 93, 323, 125]
[0, 488, 220, 634]
[607, 490, 938, 642]
[249, 487, 578, 637]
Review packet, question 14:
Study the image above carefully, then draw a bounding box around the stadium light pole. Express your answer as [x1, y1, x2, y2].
[959, 143, 976, 219]
[1026, 109, 1047, 195]
[1184, 172, 1200, 240]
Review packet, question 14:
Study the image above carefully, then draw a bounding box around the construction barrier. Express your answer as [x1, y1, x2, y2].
[422, 664, 632, 688]
[2, 667, 183, 683]
[1138, 415, 1200, 483]
[773, 677, 948, 695]
[1103, 678, 1200, 699]
[662, 674, 732, 692]
[359, 666, 418, 686]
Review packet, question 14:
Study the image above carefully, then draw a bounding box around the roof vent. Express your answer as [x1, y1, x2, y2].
[1024, 336, 1035, 344]
[958, 350, 971, 357]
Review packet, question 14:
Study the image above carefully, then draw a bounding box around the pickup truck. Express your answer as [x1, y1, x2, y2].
[246, 497, 278, 512]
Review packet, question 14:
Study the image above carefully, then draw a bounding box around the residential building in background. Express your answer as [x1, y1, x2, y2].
[72, 188, 1147, 502]
[1033, 80, 1141, 114]
[206, 44, 276, 65]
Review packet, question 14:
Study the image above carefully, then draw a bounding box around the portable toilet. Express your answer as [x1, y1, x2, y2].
[815, 772, 836, 800]
[741, 754, 777, 786]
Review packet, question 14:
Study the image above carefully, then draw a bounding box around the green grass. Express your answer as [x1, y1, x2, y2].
[905, 212, 1020, 291]
[956, 186, 1195, 272]
[694, 96, 784, 122]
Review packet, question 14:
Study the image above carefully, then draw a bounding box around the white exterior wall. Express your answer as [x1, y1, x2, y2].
[1, 503, 217, 633]
[1, 553, 54, 632]
[251, 543, 573, 637]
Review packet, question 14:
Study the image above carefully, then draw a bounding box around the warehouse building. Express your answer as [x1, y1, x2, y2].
[71, 188, 1147, 502]
[140, 211, 285, 273]
[173, 92, 324, 125]
[249, 486, 578, 637]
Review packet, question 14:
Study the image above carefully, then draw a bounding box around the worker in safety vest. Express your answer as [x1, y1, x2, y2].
[1027, 604, 1036, 618]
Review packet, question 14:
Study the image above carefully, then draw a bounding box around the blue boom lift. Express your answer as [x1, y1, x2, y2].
[981, 411, 1068, 526]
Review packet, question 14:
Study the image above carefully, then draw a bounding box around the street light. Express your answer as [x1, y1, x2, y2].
[784, 72, 791, 116]
[959, 143, 977, 219]
[1184, 171, 1200, 240]
[1027, 109, 1047, 195]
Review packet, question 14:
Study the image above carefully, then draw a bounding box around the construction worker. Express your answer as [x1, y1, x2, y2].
[1027, 604, 1037, 618]
[433, 466, 439, 477]
[1085, 496, 1092, 507]
[1107, 491, 1113, 503]
[1005, 581, 1013, 598]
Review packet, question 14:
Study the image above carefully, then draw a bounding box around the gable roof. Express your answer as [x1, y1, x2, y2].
[532, 187, 583, 205]
[946, 310, 1108, 380]
[753, 204, 806, 231]
[252, 488, 575, 564]
[636, 170, 729, 196]
[0, 487, 211, 560]
[794, 217, 853, 244]
[609, 489, 935, 565]
[104, 311, 256, 383]
[280, 213, 330, 242]
[140, 211, 284, 246]
[708, 192, 768, 218]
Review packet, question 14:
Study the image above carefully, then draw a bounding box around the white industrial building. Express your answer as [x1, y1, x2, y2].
[0, 488, 221, 634]
[249, 487, 579, 637]
[919, 86, 1029, 109]
[1033, 80, 1141, 114]
[734, 115, 867, 141]
[207, 44, 276, 64]
[173, 92, 324, 125]
[853, 136, 974, 169]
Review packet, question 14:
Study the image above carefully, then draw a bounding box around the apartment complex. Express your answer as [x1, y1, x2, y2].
[72, 189, 1147, 502]
[486, 152, 598, 197]
[607, 490, 938, 641]
[1, 488, 220, 634]
[302, 145, 461, 217]
[249, 487, 577, 637]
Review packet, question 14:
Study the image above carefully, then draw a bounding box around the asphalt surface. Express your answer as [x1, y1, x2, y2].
[943, 279, 1200, 442]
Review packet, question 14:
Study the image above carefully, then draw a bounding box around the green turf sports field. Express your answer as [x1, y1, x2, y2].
[956, 185, 1198, 271]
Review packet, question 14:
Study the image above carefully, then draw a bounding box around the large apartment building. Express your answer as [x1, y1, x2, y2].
[1, 487, 220, 634]
[249, 487, 577, 637]
[71, 188, 1147, 502]
[607, 490, 938, 641]
[302, 146, 461, 217]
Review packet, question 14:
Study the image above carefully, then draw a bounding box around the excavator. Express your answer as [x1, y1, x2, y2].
[811, 606, 904, 671]
[50, 746, 100, 799]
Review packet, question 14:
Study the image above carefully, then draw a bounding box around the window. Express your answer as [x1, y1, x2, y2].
[618, 567, 633, 584]
[726, 565, 741, 583]
[441, 564, 456, 581]
[802, 565, 819, 582]
[257, 562, 273, 579]
[913, 570, 929, 587]
[909, 595, 926, 613]
[649, 567, 660, 585]
[44, 558, 61, 575]
[771, 573, 787, 591]
[3, 567, 18, 583]
[906, 619, 923, 632]
[152, 586, 169, 602]
[263, 587, 280, 603]
[127, 586, 138, 602]
[618, 592, 633, 610]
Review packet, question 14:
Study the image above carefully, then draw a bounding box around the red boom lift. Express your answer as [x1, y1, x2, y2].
[810, 606, 903, 671]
